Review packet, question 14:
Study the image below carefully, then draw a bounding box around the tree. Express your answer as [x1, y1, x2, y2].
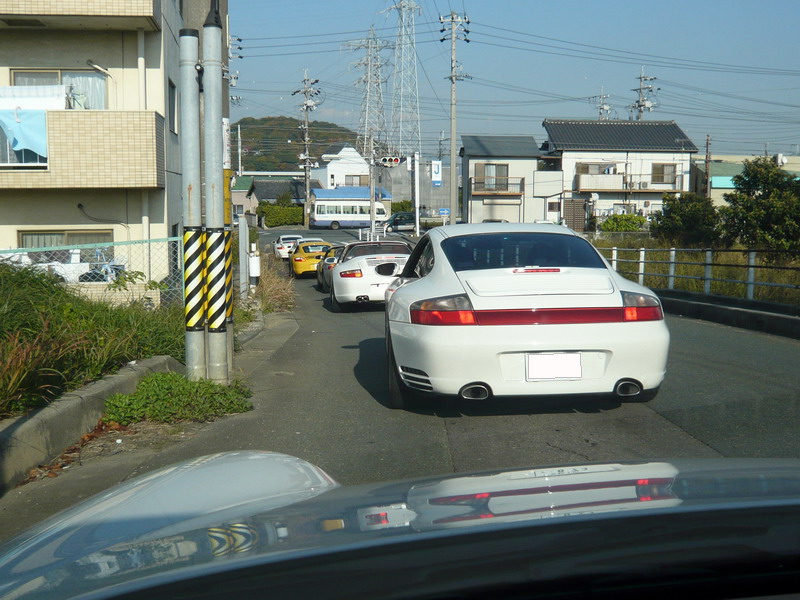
[650, 192, 720, 247]
[275, 190, 294, 207]
[719, 157, 800, 255]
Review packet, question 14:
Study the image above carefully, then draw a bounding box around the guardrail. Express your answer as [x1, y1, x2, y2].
[599, 247, 800, 307]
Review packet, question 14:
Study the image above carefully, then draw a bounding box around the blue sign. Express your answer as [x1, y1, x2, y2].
[439, 207, 450, 216]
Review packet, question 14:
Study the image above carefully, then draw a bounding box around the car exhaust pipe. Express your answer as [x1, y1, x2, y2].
[459, 383, 491, 400]
[614, 379, 642, 397]
[356, 295, 369, 303]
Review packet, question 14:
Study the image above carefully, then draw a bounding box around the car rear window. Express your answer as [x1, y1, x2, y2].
[301, 244, 330, 253]
[344, 243, 410, 260]
[441, 233, 606, 271]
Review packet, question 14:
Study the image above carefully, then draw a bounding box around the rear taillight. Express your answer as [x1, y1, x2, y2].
[410, 294, 476, 325]
[293, 257, 305, 262]
[621, 292, 664, 321]
[339, 269, 363, 278]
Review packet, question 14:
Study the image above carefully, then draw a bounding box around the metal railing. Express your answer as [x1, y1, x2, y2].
[600, 247, 800, 307]
[470, 177, 525, 194]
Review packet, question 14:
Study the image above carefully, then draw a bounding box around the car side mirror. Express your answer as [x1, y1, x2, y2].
[375, 262, 397, 276]
[324, 257, 337, 264]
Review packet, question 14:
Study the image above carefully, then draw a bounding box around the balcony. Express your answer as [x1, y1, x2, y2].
[470, 177, 525, 196]
[575, 173, 684, 192]
[0, 110, 165, 189]
[0, 1, 161, 31]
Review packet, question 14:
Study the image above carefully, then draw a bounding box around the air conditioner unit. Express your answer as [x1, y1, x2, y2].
[639, 182, 649, 190]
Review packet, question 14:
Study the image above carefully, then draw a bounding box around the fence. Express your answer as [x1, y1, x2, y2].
[600, 247, 800, 307]
[0, 237, 183, 307]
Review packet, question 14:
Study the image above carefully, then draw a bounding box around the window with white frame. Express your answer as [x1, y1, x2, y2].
[12, 69, 107, 109]
[345, 174, 369, 186]
[474, 162, 509, 190]
[576, 163, 615, 175]
[651, 163, 677, 184]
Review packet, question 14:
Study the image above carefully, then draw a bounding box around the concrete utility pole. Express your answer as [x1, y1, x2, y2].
[440, 12, 470, 225]
[629, 67, 658, 121]
[293, 72, 320, 227]
[705, 135, 712, 198]
[203, 3, 228, 384]
[369, 134, 376, 237]
[179, 28, 205, 381]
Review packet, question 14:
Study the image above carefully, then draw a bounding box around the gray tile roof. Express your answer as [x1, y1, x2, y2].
[543, 119, 698, 152]
[461, 135, 540, 158]
[247, 178, 322, 203]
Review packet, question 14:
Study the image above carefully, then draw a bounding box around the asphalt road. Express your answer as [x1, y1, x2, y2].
[1, 227, 798, 543]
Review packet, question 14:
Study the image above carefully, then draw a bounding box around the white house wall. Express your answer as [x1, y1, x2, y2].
[311, 147, 370, 189]
[462, 156, 542, 223]
[560, 150, 692, 215]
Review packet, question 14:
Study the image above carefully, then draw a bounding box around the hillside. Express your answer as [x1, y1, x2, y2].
[234, 116, 359, 171]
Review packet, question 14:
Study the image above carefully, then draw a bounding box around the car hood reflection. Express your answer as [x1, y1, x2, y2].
[1, 452, 799, 599]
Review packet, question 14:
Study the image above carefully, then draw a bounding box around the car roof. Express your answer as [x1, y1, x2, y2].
[429, 222, 578, 239]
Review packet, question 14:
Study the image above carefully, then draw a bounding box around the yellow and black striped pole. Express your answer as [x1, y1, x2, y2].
[223, 168, 235, 374]
[183, 226, 206, 379]
[205, 228, 227, 333]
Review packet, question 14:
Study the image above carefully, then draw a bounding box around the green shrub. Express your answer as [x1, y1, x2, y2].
[391, 200, 413, 213]
[0, 264, 183, 416]
[103, 372, 252, 425]
[600, 214, 647, 232]
[259, 205, 303, 227]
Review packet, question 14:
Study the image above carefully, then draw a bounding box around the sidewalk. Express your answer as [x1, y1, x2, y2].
[0, 312, 299, 544]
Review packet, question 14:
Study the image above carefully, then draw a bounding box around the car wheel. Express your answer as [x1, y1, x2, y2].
[330, 221, 340, 230]
[385, 225, 394, 233]
[329, 284, 349, 313]
[386, 332, 415, 410]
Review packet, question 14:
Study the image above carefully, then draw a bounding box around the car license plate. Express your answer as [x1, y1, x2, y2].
[527, 353, 582, 380]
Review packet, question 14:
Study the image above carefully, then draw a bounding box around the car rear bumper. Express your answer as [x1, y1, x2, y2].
[388, 320, 669, 397]
[334, 278, 392, 303]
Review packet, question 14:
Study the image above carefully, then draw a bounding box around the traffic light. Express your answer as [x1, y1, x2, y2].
[380, 156, 401, 167]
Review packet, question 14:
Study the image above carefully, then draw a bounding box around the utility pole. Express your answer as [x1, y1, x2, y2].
[590, 87, 612, 120]
[705, 135, 712, 198]
[628, 67, 658, 121]
[292, 72, 320, 228]
[369, 134, 376, 237]
[237, 123, 242, 175]
[440, 11, 470, 225]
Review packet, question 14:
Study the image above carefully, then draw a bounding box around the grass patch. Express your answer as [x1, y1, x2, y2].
[0, 264, 183, 417]
[103, 372, 252, 426]
[590, 238, 800, 307]
[254, 254, 296, 313]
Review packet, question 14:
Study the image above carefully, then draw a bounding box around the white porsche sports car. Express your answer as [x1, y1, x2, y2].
[384, 223, 670, 408]
[329, 241, 412, 312]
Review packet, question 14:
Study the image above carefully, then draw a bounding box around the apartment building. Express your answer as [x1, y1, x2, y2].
[0, 0, 228, 283]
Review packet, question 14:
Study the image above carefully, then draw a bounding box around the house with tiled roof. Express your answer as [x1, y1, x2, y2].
[459, 135, 543, 224]
[541, 119, 698, 228]
[245, 177, 322, 205]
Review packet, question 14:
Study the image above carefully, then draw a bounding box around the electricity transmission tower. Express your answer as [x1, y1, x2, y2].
[386, 0, 421, 157]
[346, 26, 389, 157]
[628, 67, 658, 120]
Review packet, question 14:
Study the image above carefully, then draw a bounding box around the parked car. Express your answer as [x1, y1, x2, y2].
[272, 234, 304, 259]
[316, 244, 346, 293]
[290, 241, 333, 278]
[384, 211, 415, 233]
[2, 451, 800, 599]
[328, 241, 412, 312]
[384, 222, 669, 408]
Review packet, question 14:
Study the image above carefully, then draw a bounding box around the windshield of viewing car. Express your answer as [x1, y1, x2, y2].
[441, 233, 606, 272]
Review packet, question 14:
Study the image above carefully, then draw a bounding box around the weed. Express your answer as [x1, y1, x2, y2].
[103, 372, 252, 425]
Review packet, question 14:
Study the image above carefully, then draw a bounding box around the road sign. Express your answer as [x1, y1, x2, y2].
[439, 208, 450, 216]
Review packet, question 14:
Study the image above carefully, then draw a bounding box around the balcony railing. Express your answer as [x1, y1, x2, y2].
[470, 177, 525, 195]
[575, 173, 684, 192]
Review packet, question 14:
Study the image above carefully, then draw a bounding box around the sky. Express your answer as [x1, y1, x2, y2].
[228, 0, 800, 160]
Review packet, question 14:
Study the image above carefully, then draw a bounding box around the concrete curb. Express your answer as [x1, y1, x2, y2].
[657, 290, 800, 340]
[0, 356, 184, 495]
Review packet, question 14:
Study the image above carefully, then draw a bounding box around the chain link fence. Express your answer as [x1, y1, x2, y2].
[0, 238, 183, 307]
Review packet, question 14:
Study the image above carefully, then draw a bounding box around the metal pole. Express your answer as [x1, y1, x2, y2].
[747, 251, 756, 300]
[179, 28, 205, 381]
[413, 151, 420, 236]
[203, 6, 228, 383]
[238, 215, 249, 301]
[668, 248, 676, 290]
[224, 167, 234, 376]
[704, 249, 713, 295]
[638, 248, 646, 286]
[369, 135, 375, 238]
